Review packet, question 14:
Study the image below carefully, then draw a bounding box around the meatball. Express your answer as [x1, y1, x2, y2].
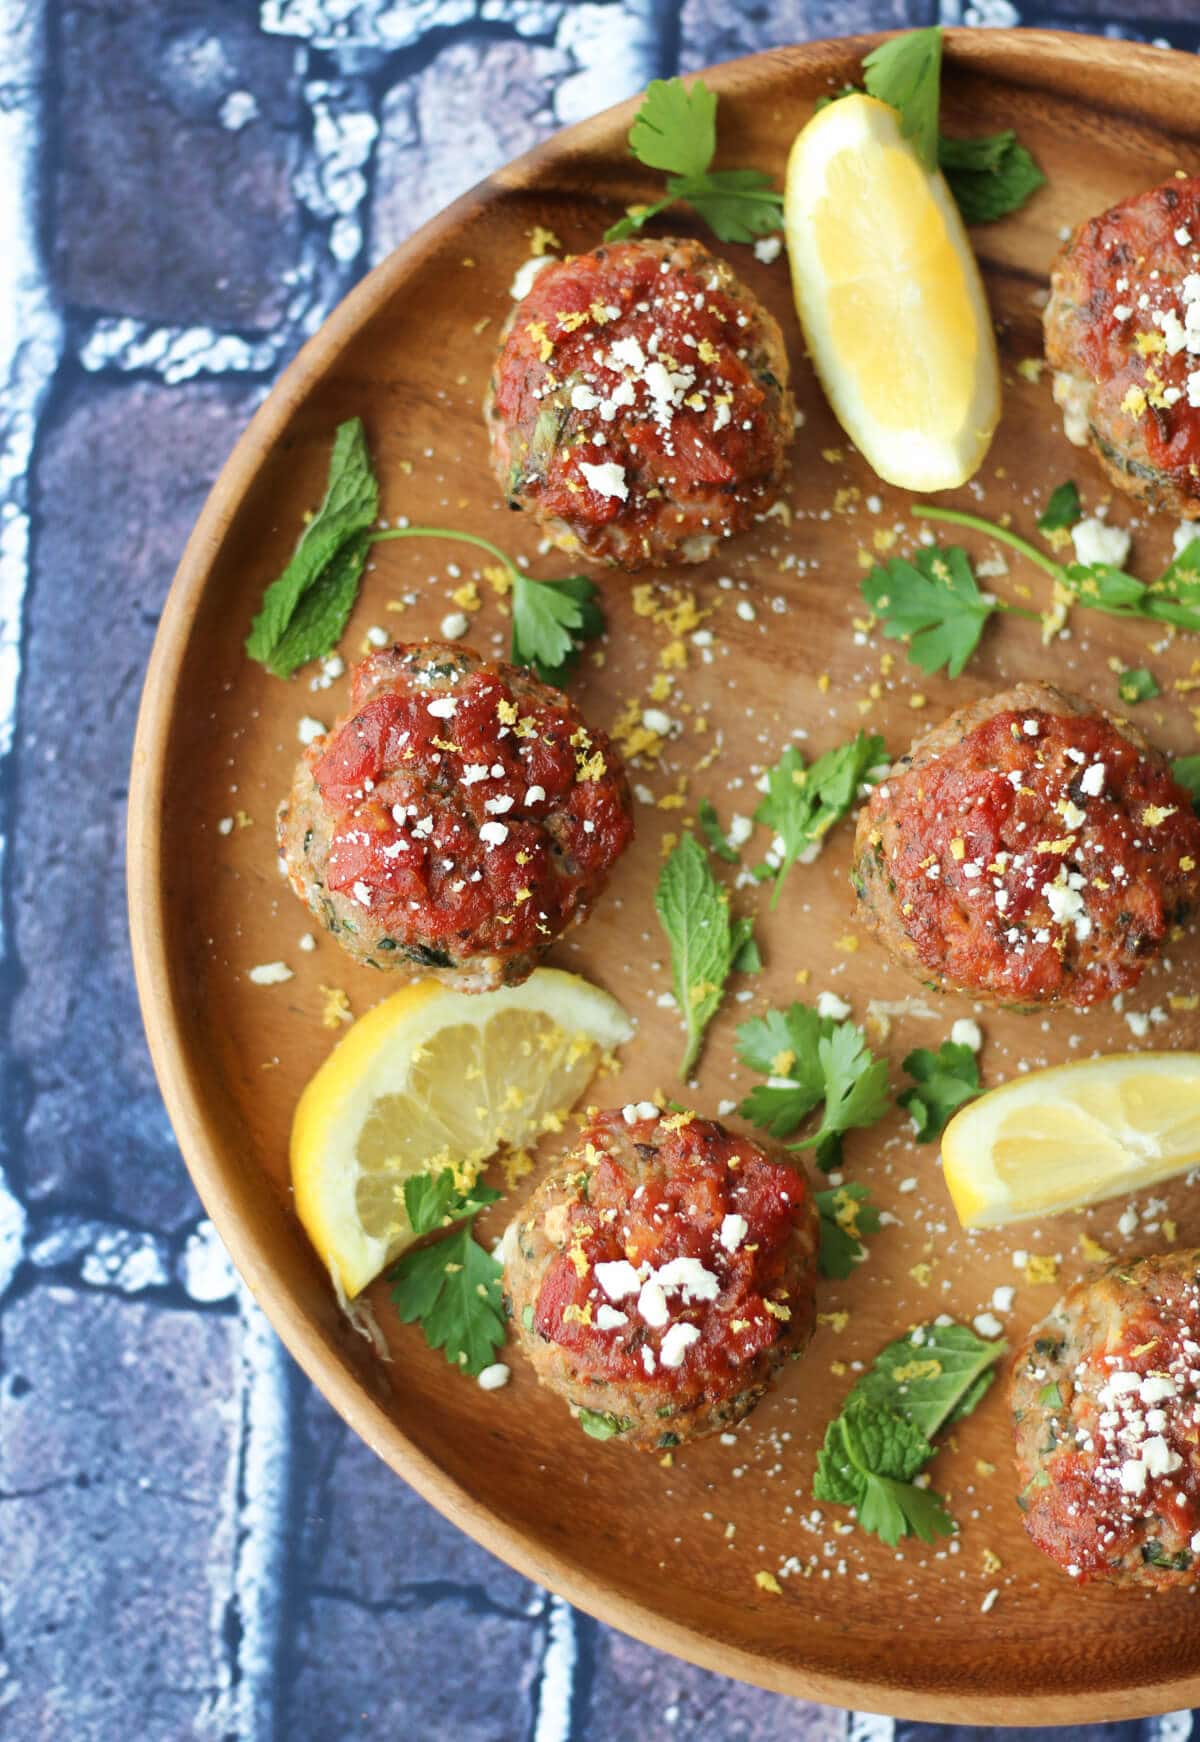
[1045, 174, 1200, 516]
[1011, 1250, 1200, 1589]
[484, 237, 795, 571]
[278, 642, 634, 990]
[503, 1107, 819, 1449]
[852, 680, 1200, 1009]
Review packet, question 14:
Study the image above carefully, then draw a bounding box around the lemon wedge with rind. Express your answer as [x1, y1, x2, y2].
[941, 1052, 1200, 1230]
[291, 968, 633, 1297]
[784, 93, 1000, 491]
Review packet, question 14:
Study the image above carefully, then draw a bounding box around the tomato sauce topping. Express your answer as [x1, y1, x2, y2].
[492, 242, 783, 535]
[1025, 1268, 1200, 1579]
[1063, 177, 1200, 484]
[863, 706, 1200, 1005]
[532, 1110, 811, 1391]
[309, 650, 632, 952]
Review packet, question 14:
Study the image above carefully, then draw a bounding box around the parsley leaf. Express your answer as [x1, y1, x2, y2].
[509, 572, 604, 684]
[753, 733, 887, 907]
[697, 797, 741, 863]
[246, 417, 379, 677]
[913, 502, 1200, 648]
[1174, 755, 1200, 811]
[607, 77, 783, 245]
[655, 832, 750, 1078]
[861, 544, 1031, 679]
[863, 27, 943, 171]
[403, 1169, 502, 1237]
[627, 77, 717, 178]
[815, 1182, 882, 1280]
[1036, 480, 1082, 535]
[736, 1001, 889, 1170]
[938, 131, 1046, 225]
[898, 1041, 981, 1143]
[1117, 666, 1161, 706]
[813, 1321, 1006, 1545]
[389, 1222, 506, 1376]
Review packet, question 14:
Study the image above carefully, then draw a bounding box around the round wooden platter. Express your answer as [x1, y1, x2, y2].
[129, 29, 1200, 1722]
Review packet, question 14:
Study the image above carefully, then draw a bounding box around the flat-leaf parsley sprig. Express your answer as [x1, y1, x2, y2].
[390, 1170, 506, 1376]
[605, 78, 784, 245]
[245, 417, 603, 685]
[861, 543, 1039, 680]
[898, 1041, 982, 1143]
[813, 1320, 1007, 1546]
[654, 832, 758, 1079]
[859, 28, 1045, 225]
[753, 731, 888, 906]
[735, 1000, 890, 1171]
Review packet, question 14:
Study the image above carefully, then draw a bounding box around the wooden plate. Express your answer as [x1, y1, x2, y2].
[128, 30, 1200, 1722]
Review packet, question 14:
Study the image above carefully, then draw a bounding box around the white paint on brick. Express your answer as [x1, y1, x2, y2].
[179, 1219, 238, 1303]
[0, 1170, 26, 1299]
[848, 1717, 896, 1742]
[531, 1592, 577, 1742]
[1146, 1715, 1194, 1742]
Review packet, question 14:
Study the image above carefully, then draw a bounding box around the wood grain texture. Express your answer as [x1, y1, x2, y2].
[127, 30, 1200, 1722]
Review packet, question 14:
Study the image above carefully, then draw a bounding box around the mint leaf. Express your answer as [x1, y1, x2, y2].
[939, 131, 1045, 224]
[697, 797, 740, 864]
[863, 27, 943, 171]
[814, 1401, 952, 1548]
[754, 733, 887, 906]
[862, 545, 1004, 679]
[816, 1182, 882, 1280]
[1117, 666, 1160, 706]
[730, 918, 761, 974]
[403, 1169, 502, 1237]
[511, 572, 603, 684]
[655, 832, 744, 1078]
[898, 1041, 981, 1143]
[246, 416, 379, 677]
[1036, 480, 1081, 535]
[852, 1321, 1007, 1440]
[390, 1222, 506, 1376]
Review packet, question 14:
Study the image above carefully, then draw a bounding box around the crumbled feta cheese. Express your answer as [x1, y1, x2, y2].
[973, 1312, 1005, 1339]
[950, 1018, 983, 1052]
[247, 961, 293, 985]
[579, 459, 628, 501]
[365, 625, 389, 647]
[297, 715, 326, 746]
[510, 255, 553, 299]
[816, 991, 852, 1021]
[719, 1214, 749, 1253]
[642, 708, 673, 735]
[660, 1322, 701, 1369]
[440, 610, 470, 639]
[479, 821, 509, 846]
[298, 933, 316, 953]
[595, 1260, 642, 1300]
[1071, 516, 1131, 569]
[753, 234, 783, 264]
[477, 1362, 510, 1390]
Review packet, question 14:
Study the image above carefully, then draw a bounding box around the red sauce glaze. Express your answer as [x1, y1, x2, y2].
[492, 242, 783, 537]
[1024, 1279, 1200, 1580]
[310, 652, 632, 955]
[1062, 176, 1200, 484]
[532, 1111, 812, 1392]
[863, 707, 1200, 1006]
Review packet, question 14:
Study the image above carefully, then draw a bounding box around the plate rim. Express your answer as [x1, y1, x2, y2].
[126, 27, 1200, 1720]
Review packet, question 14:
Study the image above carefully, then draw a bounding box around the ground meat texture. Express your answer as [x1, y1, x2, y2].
[484, 238, 795, 571]
[1011, 1250, 1200, 1589]
[502, 1108, 819, 1450]
[277, 642, 634, 990]
[1045, 175, 1200, 515]
[852, 681, 1200, 1009]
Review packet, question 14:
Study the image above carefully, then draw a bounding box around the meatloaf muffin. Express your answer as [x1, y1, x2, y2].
[278, 642, 634, 990]
[503, 1106, 819, 1449]
[484, 237, 795, 571]
[1045, 174, 1200, 515]
[1011, 1249, 1200, 1588]
[852, 680, 1200, 1009]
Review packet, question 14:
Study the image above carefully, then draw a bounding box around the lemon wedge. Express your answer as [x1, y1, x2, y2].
[784, 92, 1000, 491]
[291, 968, 633, 1296]
[941, 1053, 1200, 1229]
